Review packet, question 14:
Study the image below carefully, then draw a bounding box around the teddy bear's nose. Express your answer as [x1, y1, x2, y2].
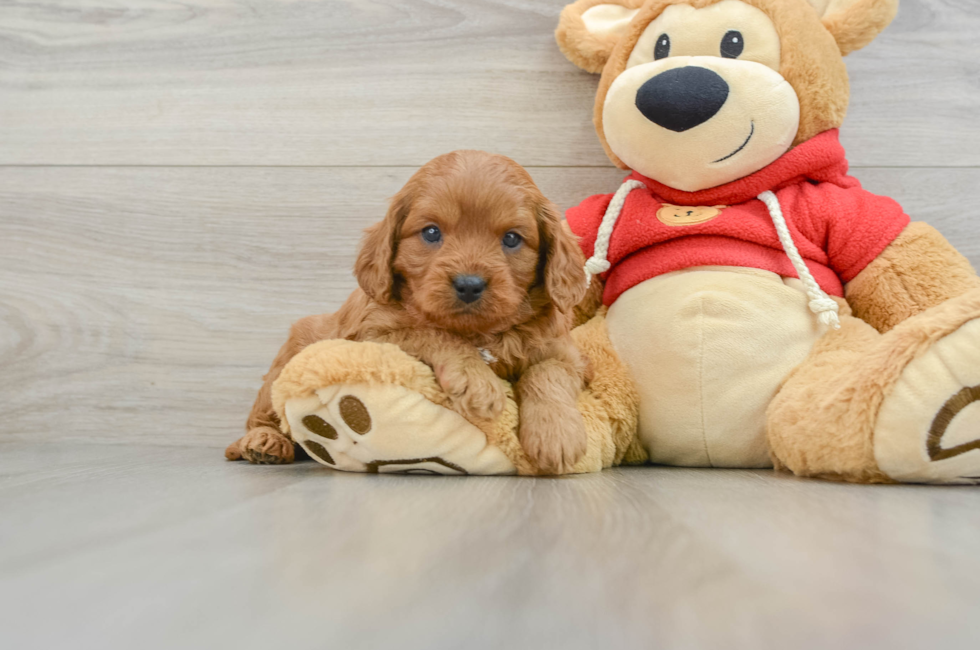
[635, 66, 730, 132]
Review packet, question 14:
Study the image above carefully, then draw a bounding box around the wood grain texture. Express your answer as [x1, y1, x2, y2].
[0, 165, 623, 447]
[0, 0, 978, 167]
[0, 443, 978, 650]
[2, 165, 979, 447]
[1, 2, 978, 647]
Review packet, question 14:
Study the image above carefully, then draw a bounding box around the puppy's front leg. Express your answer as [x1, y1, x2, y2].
[230, 313, 339, 464]
[378, 330, 507, 421]
[515, 346, 588, 475]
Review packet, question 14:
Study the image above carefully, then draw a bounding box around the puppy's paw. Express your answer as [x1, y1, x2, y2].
[437, 360, 507, 421]
[519, 400, 588, 475]
[224, 438, 244, 461]
[235, 426, 295, 465]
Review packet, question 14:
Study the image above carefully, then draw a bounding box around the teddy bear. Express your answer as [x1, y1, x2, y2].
[258, 0, 980, 483]
[555, 0, 980, 483]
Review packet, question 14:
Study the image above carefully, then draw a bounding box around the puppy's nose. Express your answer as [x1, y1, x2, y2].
[635, 66, 729, 132]
[453, 275, 487, 304]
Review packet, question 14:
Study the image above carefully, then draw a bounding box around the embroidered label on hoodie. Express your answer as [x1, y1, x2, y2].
[656, 204, 727, 226]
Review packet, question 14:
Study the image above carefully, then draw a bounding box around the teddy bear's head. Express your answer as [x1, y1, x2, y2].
[556, 0, 898, 192]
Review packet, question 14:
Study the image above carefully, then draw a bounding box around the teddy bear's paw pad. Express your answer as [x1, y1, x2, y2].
[284, 384, 516, 475]
[875, 317, 980, 484]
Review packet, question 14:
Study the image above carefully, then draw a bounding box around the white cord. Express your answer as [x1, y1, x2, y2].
[758, 191, 841, 329]
[581, 183, 840, 329]
[584, 179, 646, 288]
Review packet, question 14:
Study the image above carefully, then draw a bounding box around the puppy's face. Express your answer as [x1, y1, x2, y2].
[355, 151, 586, 334]
[394, 174, 541, 332]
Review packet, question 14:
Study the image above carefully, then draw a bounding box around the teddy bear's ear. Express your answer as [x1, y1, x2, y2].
[805, 0, 899, 56]
[556, 0, 644, 73]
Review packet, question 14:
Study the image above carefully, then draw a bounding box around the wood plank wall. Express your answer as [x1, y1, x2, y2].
[1, 0, 978, 446]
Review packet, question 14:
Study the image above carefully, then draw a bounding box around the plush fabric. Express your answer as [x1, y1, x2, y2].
[875, 316, 980, 484]
[272, 338, 530, 474]
[607, 267, 823, 466]
[556, 0, 647, 73]
[553, 0, 980, 484]
[845, 222, 980, 333]
[625, 1, 782, 70]
[602, 55, 801, 191]
[569, 0, 850, 168]
[602, 1, 797, 191]
[812, 0, 900, 56]
[284, 385, 518, 475]
[767, 289, 980, 484]
[559, 0, 898, 170]
[272, 315, 642, 476]
[567, 130, 910, 304]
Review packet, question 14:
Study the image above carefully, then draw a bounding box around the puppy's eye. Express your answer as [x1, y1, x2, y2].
[502, 231, 523, 250]
[720, 30, 744, 59]
[654, 33, 671, 60]
[420, 225, 442, 244]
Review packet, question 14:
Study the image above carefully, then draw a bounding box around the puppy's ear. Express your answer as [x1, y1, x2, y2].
[804, 0, 899, 56]
[537, 197, 588, 314]
[354, 185, 412, 304]
[556, 0, 643, 73]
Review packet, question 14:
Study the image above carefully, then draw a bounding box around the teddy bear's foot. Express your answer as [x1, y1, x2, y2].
[268, 324, 640, 476]
[270, 339, 521, 475]
[768, 290, 980, 484]
[284, 385, 516, 475]
[875, 311, 980, 484]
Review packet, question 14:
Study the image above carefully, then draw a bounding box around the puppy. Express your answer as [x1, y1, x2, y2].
[227, 150, 590, 474]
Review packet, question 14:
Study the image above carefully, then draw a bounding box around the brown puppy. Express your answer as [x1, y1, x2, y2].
[227, 150, 591, 474]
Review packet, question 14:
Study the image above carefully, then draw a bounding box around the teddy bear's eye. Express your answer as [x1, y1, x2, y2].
[720, 30, 744, 59]
[654, 33, 671, 60]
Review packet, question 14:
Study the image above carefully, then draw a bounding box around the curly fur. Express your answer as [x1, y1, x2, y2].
[232, 151, 591, 474]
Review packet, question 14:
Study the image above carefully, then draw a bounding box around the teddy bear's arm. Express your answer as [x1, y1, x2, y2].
[845, 222, 980, 333]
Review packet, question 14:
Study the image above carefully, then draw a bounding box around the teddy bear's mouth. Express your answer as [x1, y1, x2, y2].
[712, 121, 755, 164]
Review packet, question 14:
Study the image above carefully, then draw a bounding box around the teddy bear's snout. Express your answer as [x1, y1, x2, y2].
[635, 66, 729, 133]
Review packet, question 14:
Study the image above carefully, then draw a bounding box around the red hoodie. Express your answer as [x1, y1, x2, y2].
[566, 130, 910, 306]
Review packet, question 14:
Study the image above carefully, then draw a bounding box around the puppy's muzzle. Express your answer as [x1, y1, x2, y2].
[453, 274, 487, 304]
[635, 66, 730, 132]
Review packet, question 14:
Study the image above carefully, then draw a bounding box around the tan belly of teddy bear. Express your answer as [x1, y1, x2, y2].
[605, 266, 824, 468]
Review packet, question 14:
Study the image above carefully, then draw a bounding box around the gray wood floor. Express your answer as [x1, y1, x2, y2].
[2, 443, 979, 650]
[1, 1, 979, 648]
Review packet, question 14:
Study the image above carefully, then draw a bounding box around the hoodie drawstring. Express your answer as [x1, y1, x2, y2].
[582, 180, 842, 330]
[584, 179, 645, 288]
[756, 191, 841, 329]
